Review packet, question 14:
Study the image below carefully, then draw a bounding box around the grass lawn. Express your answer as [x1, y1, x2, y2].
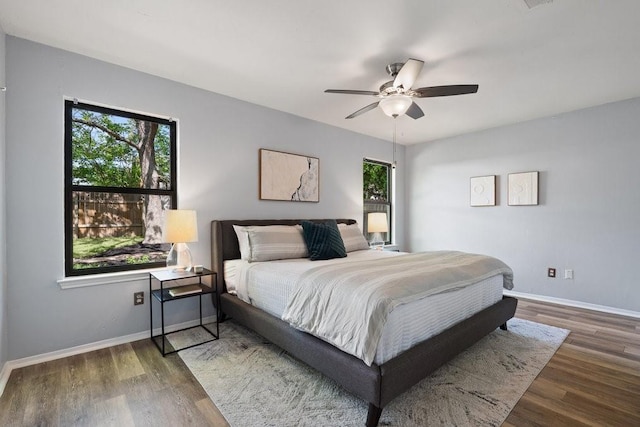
[74, 236, 143, 258]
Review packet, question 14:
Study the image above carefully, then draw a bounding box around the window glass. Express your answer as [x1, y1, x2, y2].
[65, 101, 176, 276]
[363, 159, 392, 244]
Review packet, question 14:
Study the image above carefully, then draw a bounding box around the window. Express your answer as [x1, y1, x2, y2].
[363, 159, 392, 244]
[64, 100, 177, 276]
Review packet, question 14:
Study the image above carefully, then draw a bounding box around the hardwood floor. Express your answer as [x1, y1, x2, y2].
[505, 300, 640, 427]
[0, 298, 638, 426]
[0, 339, 229, 426]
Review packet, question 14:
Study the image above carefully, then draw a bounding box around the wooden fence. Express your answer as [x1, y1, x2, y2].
[73, 192, 144, 238]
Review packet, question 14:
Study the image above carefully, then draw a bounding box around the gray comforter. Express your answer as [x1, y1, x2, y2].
[282, 251, 513, 365]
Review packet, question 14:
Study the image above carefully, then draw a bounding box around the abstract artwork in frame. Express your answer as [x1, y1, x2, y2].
[259, 149, 319, 202]
[470, 175, 496, 207]
[508, 171, 539, 206]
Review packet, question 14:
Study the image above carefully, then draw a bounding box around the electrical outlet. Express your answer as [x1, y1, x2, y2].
[134, 291, 144, 305]
[564, 269, 574, 280]
[547, 268, 556, 278]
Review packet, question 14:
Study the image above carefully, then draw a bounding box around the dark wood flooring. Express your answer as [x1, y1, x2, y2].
[0, 298, 638, 426]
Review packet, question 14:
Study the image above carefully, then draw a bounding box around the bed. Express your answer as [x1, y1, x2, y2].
[210, 219, 517, 426]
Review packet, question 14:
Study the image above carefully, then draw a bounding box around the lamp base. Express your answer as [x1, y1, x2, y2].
[369, 232, 385, 250]
[166, 243, 193, 271]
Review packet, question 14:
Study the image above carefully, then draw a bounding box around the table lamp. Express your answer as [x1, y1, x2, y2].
[162, 209, 198, 271]
[367, 212, 388, 248]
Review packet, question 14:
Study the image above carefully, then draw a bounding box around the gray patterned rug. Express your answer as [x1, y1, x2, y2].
[172, 318, 568, 427]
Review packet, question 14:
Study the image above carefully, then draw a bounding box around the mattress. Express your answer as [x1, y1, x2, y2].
[224, 250, 504, 364]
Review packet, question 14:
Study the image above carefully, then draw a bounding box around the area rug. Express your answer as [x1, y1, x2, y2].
[171, 318, 568, 426]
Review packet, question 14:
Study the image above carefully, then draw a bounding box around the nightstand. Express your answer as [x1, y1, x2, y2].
[149, 268, 219, 356]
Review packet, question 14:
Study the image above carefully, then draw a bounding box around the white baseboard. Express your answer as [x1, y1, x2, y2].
[0, 316, 216, 398]
[504, 290, 640, 319]
[0, 361, 11, 398]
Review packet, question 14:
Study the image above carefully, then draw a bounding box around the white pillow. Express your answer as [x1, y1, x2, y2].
[223, 259, 243, 295]
[233, 225, 251, 261]
[338, 223, 370, 252]
[235, 225, 308, 262]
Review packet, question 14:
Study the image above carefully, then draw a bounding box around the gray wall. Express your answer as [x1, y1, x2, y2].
[0, 27, 7, 369]
[406, 98, 640, 312]
[5, 37, 405, 360]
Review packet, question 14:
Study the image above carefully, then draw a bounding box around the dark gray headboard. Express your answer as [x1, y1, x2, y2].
[210, 219, 356, 294]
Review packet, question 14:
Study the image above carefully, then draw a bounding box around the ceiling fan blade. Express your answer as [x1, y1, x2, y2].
[325, 89, 380, 96]
[405, 102, 425, 119]
[392, 58, 424, 90]
[345, 102, 380, 119]
[413, 84, 479, 98]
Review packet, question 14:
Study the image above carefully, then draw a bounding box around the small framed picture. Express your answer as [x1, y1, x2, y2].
[508, 171, 539, 206]
[470, 175, 496, 207]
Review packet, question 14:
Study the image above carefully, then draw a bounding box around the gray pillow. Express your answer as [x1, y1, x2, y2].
[338, 223, 370, 252]
[238, 225, 308, 262]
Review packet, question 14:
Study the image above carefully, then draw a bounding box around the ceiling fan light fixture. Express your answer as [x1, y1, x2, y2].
[324, 58, 478, 120]
[379, 95, 412, 118]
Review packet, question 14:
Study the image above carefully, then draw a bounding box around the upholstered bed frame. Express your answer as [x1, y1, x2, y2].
[210, 219, 518, 426]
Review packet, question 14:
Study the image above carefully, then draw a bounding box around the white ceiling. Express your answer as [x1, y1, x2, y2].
[1, 0, 640, 144]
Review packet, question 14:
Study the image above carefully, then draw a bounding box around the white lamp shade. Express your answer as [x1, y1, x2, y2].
[379, 95, 412, 117]
[367, 212, 389, 233]
[162, 210, 198, 243]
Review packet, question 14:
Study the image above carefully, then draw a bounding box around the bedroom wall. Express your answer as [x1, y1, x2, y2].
[4, 36, 406, 360]
[0, 26, 8, 371]
[406, 98, 640, 312]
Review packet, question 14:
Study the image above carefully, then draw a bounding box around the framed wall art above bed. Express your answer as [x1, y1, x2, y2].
[259, 149, 319, 202]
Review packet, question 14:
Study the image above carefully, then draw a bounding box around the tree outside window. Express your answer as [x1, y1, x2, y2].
[363, 159, 392, 244]
[64, 101, 177, 276]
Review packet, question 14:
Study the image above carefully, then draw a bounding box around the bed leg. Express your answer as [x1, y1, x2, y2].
[500, 322, 508, 331]
[366, 403, 382, 427]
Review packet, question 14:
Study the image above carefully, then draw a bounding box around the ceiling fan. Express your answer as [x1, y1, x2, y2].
[325, 58, 478, 120]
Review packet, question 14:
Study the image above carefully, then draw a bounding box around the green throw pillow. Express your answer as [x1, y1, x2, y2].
[301, 220, 347, 261]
